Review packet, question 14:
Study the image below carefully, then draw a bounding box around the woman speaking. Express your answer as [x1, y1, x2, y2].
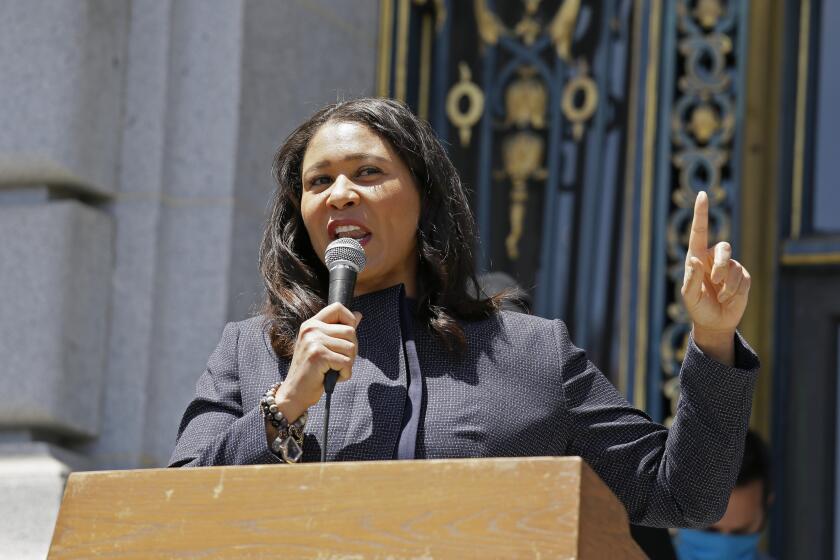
[169, 97, 758, 528]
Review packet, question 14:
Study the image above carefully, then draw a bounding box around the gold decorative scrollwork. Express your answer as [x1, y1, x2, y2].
[497, 66, 549, 260]
[471, 1, 587, 258]
[660, 0, 741, 424]
[504, 67, 547, 129]
[503, 132, 547, 184]
[678, 35, 732, 94]
[446, 62, 485, 147]
[500, 132, 547, 260]
[474, 0, 507, 45]
[549, 0, 581, 60]
[687, 104, 721, 143]
[515, 16, 542, 45]
[475, 0, 581, 54]
[561, 62, 599, 141]
[693, 0, 724, 29]
[514, 0, 542, 45]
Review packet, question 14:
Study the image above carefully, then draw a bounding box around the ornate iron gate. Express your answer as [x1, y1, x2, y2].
[378, 0, 748, 422]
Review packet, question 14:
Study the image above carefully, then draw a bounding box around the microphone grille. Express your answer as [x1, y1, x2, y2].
[324, 238, 366, 272]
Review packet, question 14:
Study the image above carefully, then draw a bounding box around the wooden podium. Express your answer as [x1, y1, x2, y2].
[48, 456, 646, 559]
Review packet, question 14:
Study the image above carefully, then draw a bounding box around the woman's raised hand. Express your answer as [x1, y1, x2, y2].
[274, 303, 362, 423]
[680, 191, 751, 366]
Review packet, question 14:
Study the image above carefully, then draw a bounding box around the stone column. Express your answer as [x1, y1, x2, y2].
[0, 2, 128, 557]
[0, 0, 379, 556]
[133, 0, 381, 469]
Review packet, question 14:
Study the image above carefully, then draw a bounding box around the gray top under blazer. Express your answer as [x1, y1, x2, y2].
[170, 285, 759, 528]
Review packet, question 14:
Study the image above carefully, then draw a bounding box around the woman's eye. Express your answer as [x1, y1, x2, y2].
[309, 176, 331, 188]
[358, 167, 381, 177]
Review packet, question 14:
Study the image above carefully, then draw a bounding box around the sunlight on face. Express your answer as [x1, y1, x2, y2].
[300, 121, 422, 296]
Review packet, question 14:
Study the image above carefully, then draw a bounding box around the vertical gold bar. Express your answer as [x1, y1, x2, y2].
[634, 0, 663, 412]
[739, 0, 784, 442]
[619, 0, 646, 399]
[394, 0, 411, 102]
[377, 0, 394, 97]
[418, 12, 433, 120]
[781, 253, 840, 265]
[791, 0, 810, 239]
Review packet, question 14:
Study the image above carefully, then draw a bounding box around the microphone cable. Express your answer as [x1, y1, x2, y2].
[320, 237, 366, 462]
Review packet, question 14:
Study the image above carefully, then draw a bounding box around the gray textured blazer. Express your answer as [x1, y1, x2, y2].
[170, 285, 759, 528]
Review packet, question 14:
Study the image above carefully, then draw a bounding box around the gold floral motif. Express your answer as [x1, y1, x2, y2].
[515, 15, 542, 45]
[672, 98, 734, 147]
[501, 132, 548, 260]
[446, 62, 485, 147]
[515, 0, 543, 44]
[694, 0, 724, 29]
[473, 0, 580, 57]
[504, 67, 547, 129]
[503, 131, 546, 182]
[688, 104, 719, 143]
[523, 0, 541, 13]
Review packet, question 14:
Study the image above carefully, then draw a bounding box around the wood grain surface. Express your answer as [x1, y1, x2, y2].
[48, 456, 646, 559]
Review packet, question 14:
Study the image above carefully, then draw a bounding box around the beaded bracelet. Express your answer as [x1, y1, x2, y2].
[260, 383, 307, 463]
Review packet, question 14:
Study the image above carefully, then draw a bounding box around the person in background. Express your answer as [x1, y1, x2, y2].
[674, 429, 773, 560]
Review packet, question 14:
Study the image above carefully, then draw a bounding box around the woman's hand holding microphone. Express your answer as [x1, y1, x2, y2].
[268, 303, 362, 440]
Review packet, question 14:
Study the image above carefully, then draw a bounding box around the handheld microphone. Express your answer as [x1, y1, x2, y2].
[321, 237, 366, 462]
[323, 237, 367, 394]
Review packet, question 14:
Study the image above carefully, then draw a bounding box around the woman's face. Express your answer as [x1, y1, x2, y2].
[300, 120, 422, 296]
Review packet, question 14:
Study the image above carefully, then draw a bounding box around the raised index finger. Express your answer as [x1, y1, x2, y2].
[688, 191, 709, 258]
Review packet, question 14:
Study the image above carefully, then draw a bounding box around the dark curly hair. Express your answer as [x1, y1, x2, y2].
[259, 97, 502, 358]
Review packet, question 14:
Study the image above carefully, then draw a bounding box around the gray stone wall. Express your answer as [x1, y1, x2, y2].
[0, 1, 378, 556]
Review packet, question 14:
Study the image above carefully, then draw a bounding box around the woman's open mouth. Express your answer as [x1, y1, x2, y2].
[332, 224, 372, 246]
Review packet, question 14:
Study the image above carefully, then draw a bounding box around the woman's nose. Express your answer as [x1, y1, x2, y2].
[327, 175, 359, 209]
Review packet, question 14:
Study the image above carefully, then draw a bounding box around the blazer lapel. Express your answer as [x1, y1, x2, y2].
[302, 285, 408, 462]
